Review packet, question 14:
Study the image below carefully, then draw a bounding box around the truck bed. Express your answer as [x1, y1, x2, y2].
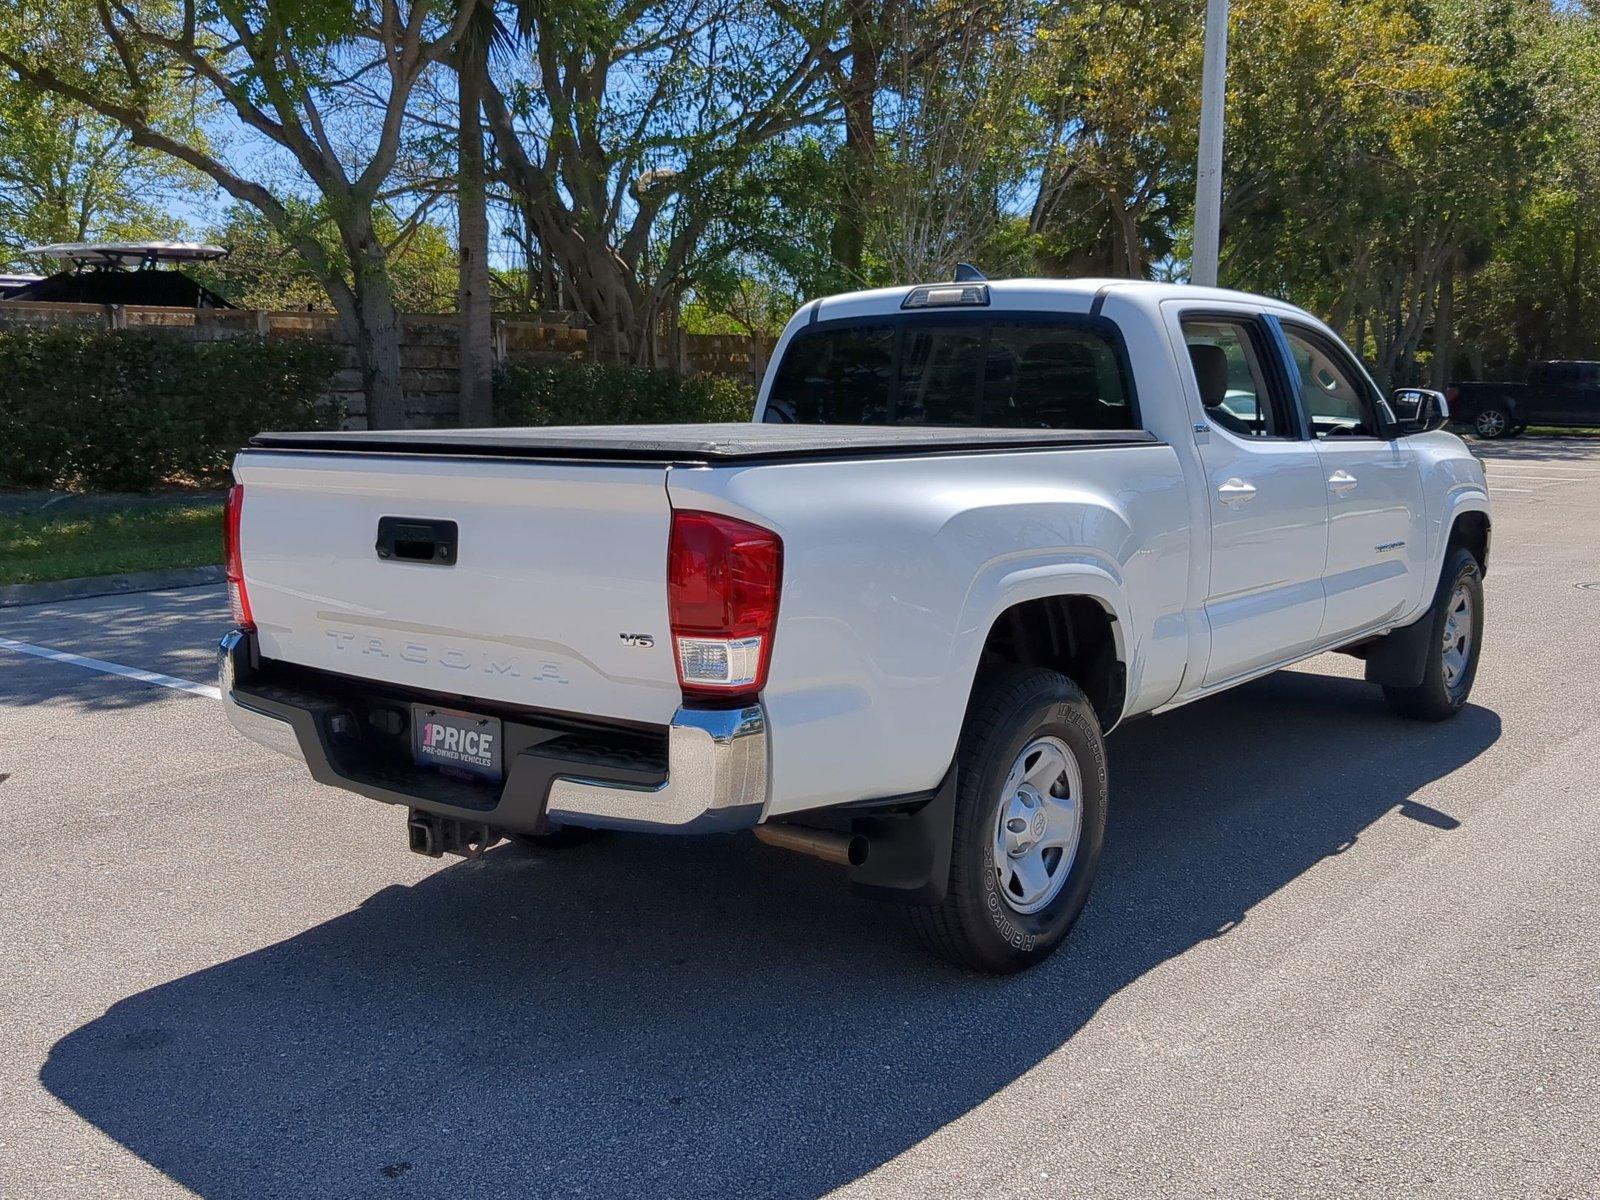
[249, 422, 1159, 464]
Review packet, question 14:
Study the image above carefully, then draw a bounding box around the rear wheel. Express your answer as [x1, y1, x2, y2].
[1383, 548, 1483, 721]
[908, 666, 1107, 974]
[1473, 406, 1510, 439]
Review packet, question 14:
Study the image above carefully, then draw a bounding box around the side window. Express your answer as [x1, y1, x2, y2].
[1181, 318, 1282, 438]
[1282, 326, 1381, 438]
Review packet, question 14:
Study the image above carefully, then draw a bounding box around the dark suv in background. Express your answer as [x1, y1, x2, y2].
[1449, 360, 1600, 438]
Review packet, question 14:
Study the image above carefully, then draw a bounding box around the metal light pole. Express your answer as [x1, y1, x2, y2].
[1191, 0, 1229, 287]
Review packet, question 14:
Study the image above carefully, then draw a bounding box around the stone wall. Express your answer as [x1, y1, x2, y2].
[0, 301, 773, 427]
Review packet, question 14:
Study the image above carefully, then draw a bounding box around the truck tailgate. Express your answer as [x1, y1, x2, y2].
[232, 451, 681, 725]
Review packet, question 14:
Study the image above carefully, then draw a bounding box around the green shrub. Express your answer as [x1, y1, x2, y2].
[0, 329, 340, 492]
[493, 361, 754, 427]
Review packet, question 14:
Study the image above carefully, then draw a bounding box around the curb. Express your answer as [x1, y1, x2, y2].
[0, 565, 225, 609]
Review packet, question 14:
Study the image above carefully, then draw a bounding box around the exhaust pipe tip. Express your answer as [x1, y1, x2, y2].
[755, 822, 869, 868]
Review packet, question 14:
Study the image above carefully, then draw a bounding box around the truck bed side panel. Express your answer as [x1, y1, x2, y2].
[667, 443, 1192, 815]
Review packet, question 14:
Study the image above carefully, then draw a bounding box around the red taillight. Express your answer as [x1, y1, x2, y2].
[667, 510, 782, 702]
[224, 483, 254, 631]
[1446, 386, 1460, 403]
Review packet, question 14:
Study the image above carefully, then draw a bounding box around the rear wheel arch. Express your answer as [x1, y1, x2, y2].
[974, 593, 1126, 732]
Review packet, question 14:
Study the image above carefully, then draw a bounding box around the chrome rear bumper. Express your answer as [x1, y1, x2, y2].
[217, 629, 767, 833]
[545, 704, 766, 830]
[219, 631, 301, 760]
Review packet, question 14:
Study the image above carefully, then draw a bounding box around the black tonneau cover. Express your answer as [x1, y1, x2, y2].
[248, 423, 1159, 465]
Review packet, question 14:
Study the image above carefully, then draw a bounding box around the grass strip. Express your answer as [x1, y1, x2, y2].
[0, 503, 224, 586]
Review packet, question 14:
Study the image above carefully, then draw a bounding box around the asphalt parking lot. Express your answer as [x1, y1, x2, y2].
[2, 438, 1598, 1200]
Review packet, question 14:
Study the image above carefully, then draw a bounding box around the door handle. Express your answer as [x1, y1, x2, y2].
[376, 516, 458, 564]
[1217, 478, 1257, 506]
[1328, 470, 1358, 495]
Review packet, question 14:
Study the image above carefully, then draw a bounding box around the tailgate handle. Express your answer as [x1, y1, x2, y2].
[376, 516, 458, 565]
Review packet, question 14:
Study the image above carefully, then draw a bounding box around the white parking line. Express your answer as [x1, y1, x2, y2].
[1485, 473, 1589, 482]
[1480, 460, 1600, 469]
[1482, 466, 1600, 477]
[0, 636, 220, 700]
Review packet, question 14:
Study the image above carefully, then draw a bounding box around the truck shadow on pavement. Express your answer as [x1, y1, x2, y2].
[41, 668, 1499, 1199]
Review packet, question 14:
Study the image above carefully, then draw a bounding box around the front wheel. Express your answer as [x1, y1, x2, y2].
[908, 666, 1107, 974]
[1383, 547, 1484, 720]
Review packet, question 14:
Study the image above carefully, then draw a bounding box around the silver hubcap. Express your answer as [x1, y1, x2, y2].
[1476, 411, 1505, 436]
[991, 736, 1083, 915]
[1442, 583, 1473, 689]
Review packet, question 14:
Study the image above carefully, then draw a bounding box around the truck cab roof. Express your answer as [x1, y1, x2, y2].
[800, 277, 1319, 326]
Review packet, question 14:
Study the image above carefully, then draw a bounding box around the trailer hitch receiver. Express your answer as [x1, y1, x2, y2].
[407, 810, 498, 859]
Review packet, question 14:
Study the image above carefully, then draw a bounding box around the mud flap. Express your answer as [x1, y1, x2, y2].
[847, 768, 957, 906]
[1360, 613, 1433, 687]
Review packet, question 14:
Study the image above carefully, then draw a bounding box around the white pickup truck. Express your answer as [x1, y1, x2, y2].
[220, 278, 1491, 973]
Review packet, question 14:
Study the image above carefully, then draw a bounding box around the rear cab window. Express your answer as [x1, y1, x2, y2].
[1180, 317, 1287, 438]
[763, 314, 1136, 430]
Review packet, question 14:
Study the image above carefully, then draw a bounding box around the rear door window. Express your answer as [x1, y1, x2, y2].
[764, 317, 1134, 429]
[1180, 317, 1285, 438]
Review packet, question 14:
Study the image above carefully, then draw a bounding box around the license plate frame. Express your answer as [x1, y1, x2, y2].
[411, 705, 504, 782]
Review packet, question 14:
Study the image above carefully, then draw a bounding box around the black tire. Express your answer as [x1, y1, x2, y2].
[908, 666, 1107, 974]
[508, 826, 606, 851]
[1383, 547, 1484, 721]
[1473, 406, 1511, 439]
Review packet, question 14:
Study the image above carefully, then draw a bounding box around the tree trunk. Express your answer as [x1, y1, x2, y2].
[456, 25, 495, 428]
[570, 252, 651, 364]
[341, 218, 406, 429]
[1431, 266, 1454, 390]
[354, 284, 406, 429]
[1109, 196, 1141, 278]
[1567, 218, 1586, 358]
[828, 0, 881, 280]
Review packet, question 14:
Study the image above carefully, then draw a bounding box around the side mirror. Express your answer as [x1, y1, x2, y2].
[1391, 387, 1450, 434]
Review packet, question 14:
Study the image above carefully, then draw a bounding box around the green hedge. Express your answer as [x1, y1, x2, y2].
[0, 330, 340, 492]
[494, 361, 754, 427]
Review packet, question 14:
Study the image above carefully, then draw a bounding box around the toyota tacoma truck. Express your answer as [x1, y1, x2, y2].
[219, 278, 1491, 973]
